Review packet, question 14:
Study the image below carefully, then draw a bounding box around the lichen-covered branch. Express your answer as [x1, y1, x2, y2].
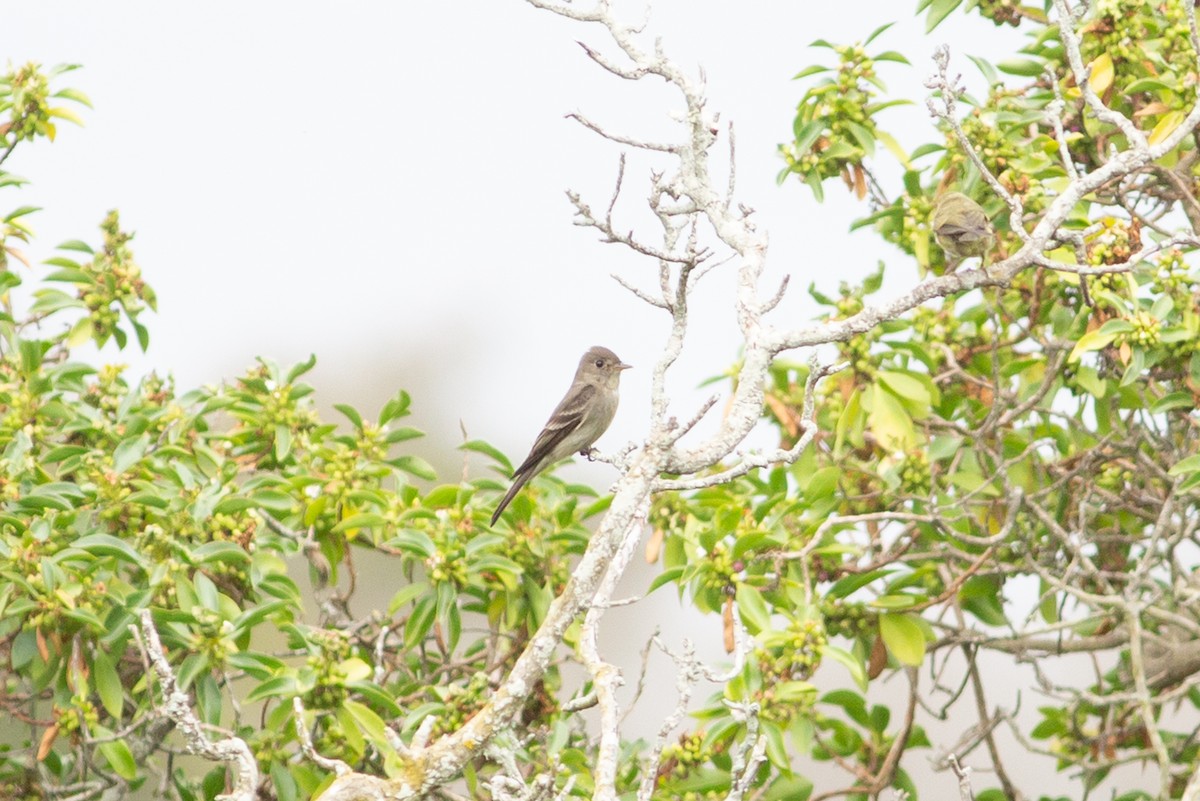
[133, 611, 258, 801]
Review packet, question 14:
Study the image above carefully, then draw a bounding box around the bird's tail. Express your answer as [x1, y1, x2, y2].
[491, 469, 533, 526]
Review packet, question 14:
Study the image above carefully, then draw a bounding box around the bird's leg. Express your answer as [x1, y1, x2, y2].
[582, 448, 597, 461]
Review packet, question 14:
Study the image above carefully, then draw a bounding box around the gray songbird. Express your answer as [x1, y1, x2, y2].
[491, 346, 631, 526]
[932, 191, 994, 269]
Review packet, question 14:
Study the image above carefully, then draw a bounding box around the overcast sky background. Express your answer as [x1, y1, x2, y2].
[3, 3, 1136, 795]
[1, 2, 1024, 478]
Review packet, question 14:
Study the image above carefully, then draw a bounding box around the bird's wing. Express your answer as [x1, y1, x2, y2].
[939, 219, 990, 239]
[510, 383, 596, 477]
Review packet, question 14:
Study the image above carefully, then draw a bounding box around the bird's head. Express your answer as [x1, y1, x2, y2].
[578, 346, 631, 387]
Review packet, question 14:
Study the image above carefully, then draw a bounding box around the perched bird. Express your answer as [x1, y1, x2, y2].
[932, 191, 994, 269]
[491, 346, 631, 526]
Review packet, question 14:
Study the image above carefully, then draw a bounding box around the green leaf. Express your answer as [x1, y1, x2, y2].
[872, 50, 910, 65]
[30, 289, 85, 315]
[1151, 392, 1194, 414]
[828, 568, 894, 599]
[1149, 110, 1186, 146]
[343, 700, 391, 751]
[1069, 319, 1132, 362]
[875, 131, 910, 168]
[17, 491, 73, 512]
[871, 594, 920, 609]
[833, 388, 862, 454]
[112, 434, 150, 474]
[285, 354, 317, 383]
[960, 580, 1007, 626]
[803, 466, 841, 502]
[52, 87, 93, 108]
[43, 262, 88, 280]
[66, 317, 95, 348]
[98, 739, 138, 780]
[863, 22, 895, 46]
[793, 65, 832, 80]
[792, 119, 826, 155]
[388, 582, 429, 615]
[845, 121, 876, 157]
[879, 613, 926, 666]
[193, 541, 252, 567]
[1168, 453, 1200, 477]
[337, 658, 373, 684]
[405, 596, 436, 650]
[133, 319, 150, 351]
[1039, 578, 1060, 625]
[3, 205, 41, 222]
[762, 720, 790, 770]
[822, 689, 870, 725]
[385, 529, 436, 558]
[461, 439, 511, 471]
[333, 513, 387, 534]
[824, 645, 867, 691]
[346, 680, 403, 717]
[1124, 77, 1175, 93]
[272, 763, 299, 801]
[391, 454, 437, 481]
[246, 675, 299, 702]
[967, 55, 1000, 86]
[385, 426, 423, 444]
[925, 0, 963, 32]
[647, 566, 685, 595]
[928, 435, 962, 461]
[804, 169, 826, 202]
[997, 58, 1047, 77]
[866, 382, 915, 450]
[274, 425, 293, 461]
[227, 651, 287, 679]
[762, 775, 814, 801]
[71, 534, 147, 568]
[94, 651, 125, 720]
[378, 390, 412, 424]
[736, 583, 771, 634]
[877, 371, 931, 406]
[57, 239, 94, 254]
[334, 403, 364, 430]
[193, 574, 220, 613]
[1087, 53, 1114, 96]
[1074, 366, 1107, 398]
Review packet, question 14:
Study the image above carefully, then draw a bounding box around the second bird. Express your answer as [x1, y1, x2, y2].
[932, 191, 994, 270]
[491, 346, 631, 526]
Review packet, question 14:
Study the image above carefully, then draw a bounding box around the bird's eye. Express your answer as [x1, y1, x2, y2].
[594, 359, 604, 368]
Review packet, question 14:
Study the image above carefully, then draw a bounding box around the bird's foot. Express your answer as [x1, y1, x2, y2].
[581, 447, 597, 461]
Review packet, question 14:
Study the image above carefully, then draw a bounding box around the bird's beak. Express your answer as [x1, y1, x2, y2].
[617, 362, 632, 371]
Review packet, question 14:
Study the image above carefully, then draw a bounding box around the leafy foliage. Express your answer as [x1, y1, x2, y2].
[0, 63, 607, 801]
[5, 1, 1200, 798]
[643, 1, 1200, 797]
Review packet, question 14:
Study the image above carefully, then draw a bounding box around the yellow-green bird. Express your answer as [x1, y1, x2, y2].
[932, 191, 994, 270]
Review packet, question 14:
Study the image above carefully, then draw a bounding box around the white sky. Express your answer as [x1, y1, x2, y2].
[1, 1, 1020, 482]
[5, 3, 1109, 795]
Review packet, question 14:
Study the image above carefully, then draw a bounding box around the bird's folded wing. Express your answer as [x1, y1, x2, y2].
[511, 384, 595, 477]
[939, 222, 986, 237]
